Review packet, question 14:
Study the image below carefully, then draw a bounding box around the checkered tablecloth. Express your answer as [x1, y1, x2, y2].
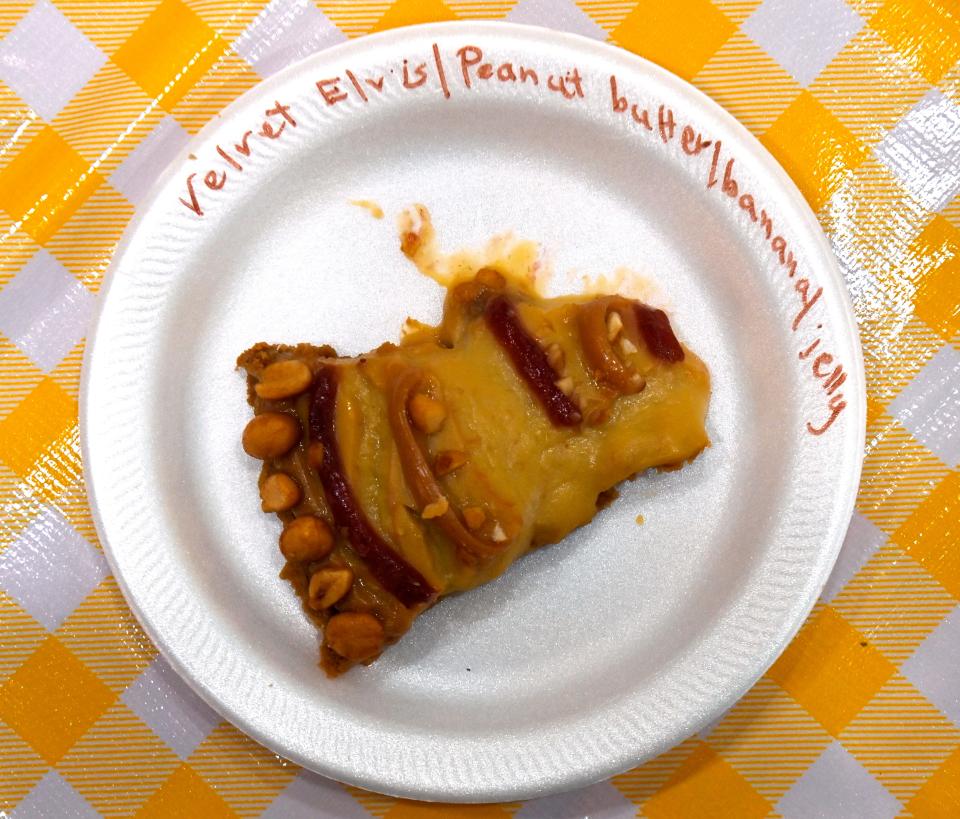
[0, 0, 958, 816]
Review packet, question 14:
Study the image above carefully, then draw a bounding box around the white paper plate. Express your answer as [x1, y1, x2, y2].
[82, 22, 865, 803]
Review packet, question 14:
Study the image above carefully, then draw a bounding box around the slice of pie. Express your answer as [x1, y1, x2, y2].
[238, 263, 710, 676]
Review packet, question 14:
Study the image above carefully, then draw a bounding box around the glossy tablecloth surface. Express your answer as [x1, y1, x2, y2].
[0, 0, 958, 816]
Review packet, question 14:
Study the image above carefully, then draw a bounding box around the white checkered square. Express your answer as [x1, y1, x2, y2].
[902, 605, 960, 726]
[0, 0, 106, 121]
[776, 740, 902, 819]
[514, 780, 636, 819]
[507, 0, 607, 41]
[13, 770, 99, 819]
[875, 90, 960, 212]
[121, 656, 220, 759]
[109, 115, 190, 207]
[888, 344, 960, 468]
[821, 512, 887, 602]
[235, 0, 346, 78]
[742, 0, 864, 87]
[830, 243, 890, 322]
[0, 248, 95, 372]
[261, 772, 369, 818]
[0, 505, 107, 631]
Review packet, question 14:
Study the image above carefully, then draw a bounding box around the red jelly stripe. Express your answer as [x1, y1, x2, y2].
[309, 367, 436, 607]
[485, 295, 582, 426]
[634, 303, 685, 362]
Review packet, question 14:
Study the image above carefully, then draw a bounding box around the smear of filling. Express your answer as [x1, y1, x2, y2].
[350, 199, 384, 219]
[398, 203, 544, 291]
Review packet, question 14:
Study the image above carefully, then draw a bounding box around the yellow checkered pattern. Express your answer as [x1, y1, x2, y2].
[1, 0, 959, 816]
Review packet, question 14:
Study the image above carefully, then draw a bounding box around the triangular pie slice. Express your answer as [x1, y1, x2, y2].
[238, 267, 710, 676]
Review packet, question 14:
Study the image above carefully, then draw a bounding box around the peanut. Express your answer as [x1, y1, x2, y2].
[619, 337, 638, 355]
[242, 412, 300, 459]
[308, 567, 354, 610]
[325, 612, 385, 662]
[409, 393, 447, 433]
[491, 522, 508, 542]
[434, 449, 467, 476]
[279, 515, 333, 562]
[606, 310, 624, 341]
[260, 473, 301, 512]
[627, 373, 646, 392]
[422, 497, 449, 519]
[546, 343, 565, 371]
[463, 506, 486, 530]
[254, 359, 312, 400]
[307, 441, 325, 470]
